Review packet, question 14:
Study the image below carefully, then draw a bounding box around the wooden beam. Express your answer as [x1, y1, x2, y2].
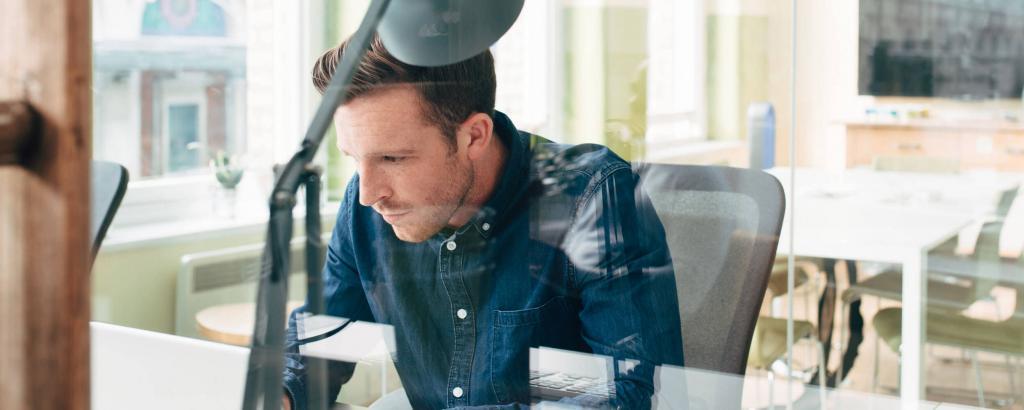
[0, 0, 92, 409]
[0, 102, 39, 164]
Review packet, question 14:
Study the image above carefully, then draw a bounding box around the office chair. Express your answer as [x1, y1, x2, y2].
[749, 261, 826, 387]
[750, 256, 828, 403]
[835, 187, 1020, 384]
[90, 160, 129, 261]
[636, 163, 785, 375]
[871, 218, 1024, 408]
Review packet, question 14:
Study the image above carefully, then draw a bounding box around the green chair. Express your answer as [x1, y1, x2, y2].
[750, 262, 825, 406]
[747, 316, 826, 408]
[746, 260, 826, 408]
[836, 187, 1020, 383]
[873, 297, 1024, 407]
[841, 188, 1018, 318]
[765, 260, 813, 307]
[871, 219, 1024, 407]
[840, 175, 1017, 316]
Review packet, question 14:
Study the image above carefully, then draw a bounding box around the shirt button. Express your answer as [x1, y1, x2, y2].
[446, 241, 457, 251]
[452, 387, 464, 398]
[482, 222, 491, 231]
[456, 308, 468, 319]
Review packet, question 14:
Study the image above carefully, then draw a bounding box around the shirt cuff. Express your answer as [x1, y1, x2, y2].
[283, 371, 306, 410]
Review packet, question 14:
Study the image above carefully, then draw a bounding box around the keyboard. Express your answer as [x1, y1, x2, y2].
[529, 369, 614, 401]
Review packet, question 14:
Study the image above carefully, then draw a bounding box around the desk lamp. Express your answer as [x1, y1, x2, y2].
[240, 1, 524, 409]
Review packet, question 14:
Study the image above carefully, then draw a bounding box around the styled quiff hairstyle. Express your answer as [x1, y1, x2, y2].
[312, 34, 497, 141]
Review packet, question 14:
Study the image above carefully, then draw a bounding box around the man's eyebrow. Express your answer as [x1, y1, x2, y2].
[365, 149, 417, 157]
[336, 148, 416, 159]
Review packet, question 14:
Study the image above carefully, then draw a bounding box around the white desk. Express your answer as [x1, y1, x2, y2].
[351, 346, 969, 409]
[769, 167, 1020, 408]
[531, 346, 967, 410]
[92, 320, 980, 409]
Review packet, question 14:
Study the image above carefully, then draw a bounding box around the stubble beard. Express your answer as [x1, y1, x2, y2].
[391, 154, 475, 243]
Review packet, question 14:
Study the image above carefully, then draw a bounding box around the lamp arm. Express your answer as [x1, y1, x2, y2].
[240, 1, 392, 409]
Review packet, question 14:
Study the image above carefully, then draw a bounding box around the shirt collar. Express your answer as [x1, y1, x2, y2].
[468, 110, 530, 239]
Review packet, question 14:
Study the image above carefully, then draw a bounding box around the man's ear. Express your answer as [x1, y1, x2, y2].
[458, 113, 494, 161]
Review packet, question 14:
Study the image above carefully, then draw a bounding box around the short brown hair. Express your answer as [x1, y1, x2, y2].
[312, 34, 496, 140]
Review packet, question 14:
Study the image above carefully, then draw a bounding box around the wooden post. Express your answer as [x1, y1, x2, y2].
[0, 0, 92, 409]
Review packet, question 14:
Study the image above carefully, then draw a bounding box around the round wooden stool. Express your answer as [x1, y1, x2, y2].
[196, 301, 304, 346]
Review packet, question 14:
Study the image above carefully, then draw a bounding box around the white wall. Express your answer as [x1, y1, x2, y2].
[768, 0, 860, 168]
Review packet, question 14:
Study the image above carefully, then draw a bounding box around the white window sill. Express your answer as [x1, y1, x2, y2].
[101, 201, 340, 253]
[100, 140, 744, 252]
[100, 167, 342, 252]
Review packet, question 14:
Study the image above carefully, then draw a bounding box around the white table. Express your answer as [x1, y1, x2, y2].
[92, 319, 979, 409]
[769, 167, 1021, 408]
[515, 346, 974, 409]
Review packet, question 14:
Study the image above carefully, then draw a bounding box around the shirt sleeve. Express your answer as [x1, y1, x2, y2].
[560, 164, 685, 408]
[283, 178, 376, 410]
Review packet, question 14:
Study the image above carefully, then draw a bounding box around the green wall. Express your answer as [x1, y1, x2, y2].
[92, 219, 333, 334]
[706, 14, 770, 141]
[563, 5, 648, 161]
[92, 233, 265, 333]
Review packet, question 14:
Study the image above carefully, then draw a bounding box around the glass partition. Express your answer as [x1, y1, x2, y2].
[89, 0, 1023, 409]
[789, 0, 1024, 408]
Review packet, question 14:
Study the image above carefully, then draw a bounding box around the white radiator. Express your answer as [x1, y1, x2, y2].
[175, 234, 329, 339]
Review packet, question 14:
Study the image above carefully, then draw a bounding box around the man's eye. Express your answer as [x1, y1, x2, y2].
[382, 156, 405, 163]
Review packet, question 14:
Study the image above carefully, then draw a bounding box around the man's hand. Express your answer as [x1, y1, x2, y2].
[282, 395, 292, 410]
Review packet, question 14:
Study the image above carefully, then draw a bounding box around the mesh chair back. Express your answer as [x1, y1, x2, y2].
[636, 163, 785, 375]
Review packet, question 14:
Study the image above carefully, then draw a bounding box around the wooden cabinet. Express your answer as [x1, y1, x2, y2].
[845, 122, 1024, 171]
[995, 133, 1024, 171]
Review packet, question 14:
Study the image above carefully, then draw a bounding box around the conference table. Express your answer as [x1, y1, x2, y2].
[769, 167, 1022, 408]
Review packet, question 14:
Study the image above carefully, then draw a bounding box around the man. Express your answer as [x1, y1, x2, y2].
[283, 34, 683, 409]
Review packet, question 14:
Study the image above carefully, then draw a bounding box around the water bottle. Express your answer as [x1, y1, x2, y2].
[747, 102, 776, 169]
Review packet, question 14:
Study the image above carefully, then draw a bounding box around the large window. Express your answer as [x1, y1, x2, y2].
[492, 0, 715, 164]
[645, 0, 706, 158]
[93, 0, 248, 180]
[93, 0, 319, 227]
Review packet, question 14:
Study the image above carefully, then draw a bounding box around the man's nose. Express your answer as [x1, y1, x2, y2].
[358, 166, 391, 207]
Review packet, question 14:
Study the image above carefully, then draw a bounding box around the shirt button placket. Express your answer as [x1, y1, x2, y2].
[442, 236, 472, 407]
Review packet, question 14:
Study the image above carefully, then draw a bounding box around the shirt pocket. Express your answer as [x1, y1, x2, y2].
[490, 296, 566, 404]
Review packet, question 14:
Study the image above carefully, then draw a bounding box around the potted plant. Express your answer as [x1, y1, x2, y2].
[210, 150, 244, 217]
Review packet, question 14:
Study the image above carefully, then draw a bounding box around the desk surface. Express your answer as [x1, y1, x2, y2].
[771, 168, 1021, 264]
[92, 321, 977, 409]
[767, 167, 1021, 405]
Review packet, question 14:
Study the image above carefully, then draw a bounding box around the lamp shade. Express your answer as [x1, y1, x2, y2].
[378, 0, 525, 67]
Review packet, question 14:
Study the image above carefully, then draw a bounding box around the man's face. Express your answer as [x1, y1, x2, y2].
[335, 86, 474, 243]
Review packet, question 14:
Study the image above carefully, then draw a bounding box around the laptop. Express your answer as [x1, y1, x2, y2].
[91, 321, 249, 409]
[529, 347, 615, 403]
[92, 318, 392, 410]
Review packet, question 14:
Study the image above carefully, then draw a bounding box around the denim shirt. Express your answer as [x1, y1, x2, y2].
[283, 112, 683, 409]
